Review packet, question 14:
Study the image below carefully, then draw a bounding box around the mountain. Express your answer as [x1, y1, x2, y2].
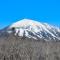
[5, 19, 59, 41]
[0, 19, 60, 60]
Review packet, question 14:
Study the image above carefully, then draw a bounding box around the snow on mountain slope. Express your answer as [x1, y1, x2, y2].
[8, 19, 60, 41]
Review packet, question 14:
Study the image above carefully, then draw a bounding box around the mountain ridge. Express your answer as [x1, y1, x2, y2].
[0, 19, 60, 41]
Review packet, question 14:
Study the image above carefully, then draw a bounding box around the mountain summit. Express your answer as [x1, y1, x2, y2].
[5, 19, 59, 41]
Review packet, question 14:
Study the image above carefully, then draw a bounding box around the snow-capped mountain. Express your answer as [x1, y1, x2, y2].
[5, 19, 60, 41]
[0, 19, 60, 60]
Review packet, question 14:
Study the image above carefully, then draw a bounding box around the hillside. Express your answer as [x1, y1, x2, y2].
[0, 33, 60, 60]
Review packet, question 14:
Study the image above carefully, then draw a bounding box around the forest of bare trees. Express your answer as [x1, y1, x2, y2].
[0, 34, 60, 60]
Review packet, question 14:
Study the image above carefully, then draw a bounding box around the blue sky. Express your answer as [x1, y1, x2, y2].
[0, 0, 60, 29]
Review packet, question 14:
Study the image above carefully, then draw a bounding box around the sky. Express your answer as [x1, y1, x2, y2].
[0, 0, 60, 29]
